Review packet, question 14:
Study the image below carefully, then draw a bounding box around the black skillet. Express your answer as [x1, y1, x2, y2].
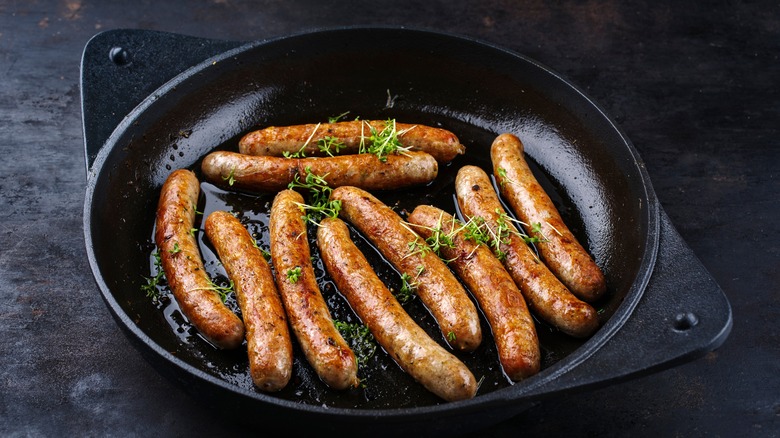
[81, 27, 732, 436]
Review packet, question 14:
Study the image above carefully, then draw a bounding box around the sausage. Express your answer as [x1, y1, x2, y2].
[154, 169, 245, 349]
[238, 120, 465, 164]
[330, 186, 482, 352]
[204, 211, 293, 392]
[491, 133, 607, 302]
[201, 150, 438, 193]
[316, 217, 477, 401]
[407, 205, 541, 381]
[269, 189, 359, 390]
[455, 166, 599, 338]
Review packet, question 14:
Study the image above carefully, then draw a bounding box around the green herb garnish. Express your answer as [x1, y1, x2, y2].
[286, 266, 302, 283]
[335, 321, 377, 367]
[288, 166, 341, 225]
[168, 242, 181, 255]
[222, 166, 237, 186]
[395, 265, 424, 305]
[317, 136, 346, 157]
[282, 122, 321, 158]
[328, 111, 350, 123]
[358, 119, 413, 162]
[141, 250, 166, 300]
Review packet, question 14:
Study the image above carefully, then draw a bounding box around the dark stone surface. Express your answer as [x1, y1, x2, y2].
[1, 1, 777, 436]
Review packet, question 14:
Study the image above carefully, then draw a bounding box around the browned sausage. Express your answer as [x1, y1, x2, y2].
[269, 189, 359, 390]
[455, 166, 599, 338]
[330, 186, 482, 352]
[204, 210, 293, 392]
[238, 120, 465, 164]
[316, 217, 477, 401]
[200, 150, 437, 193]
[407, 205, 540, 381]
[491, 133, 607, 302]
[154, 169, 245, 349]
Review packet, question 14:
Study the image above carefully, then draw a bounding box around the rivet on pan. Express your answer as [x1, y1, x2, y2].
[672, 312, 699, 331]
[109, 47, 131, 66]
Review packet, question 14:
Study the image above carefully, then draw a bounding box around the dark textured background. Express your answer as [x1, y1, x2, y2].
[1, 1, 778, 436]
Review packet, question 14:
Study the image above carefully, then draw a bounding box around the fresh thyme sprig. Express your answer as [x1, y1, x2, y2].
[190, 279, 235, 303]
[334, 320, 377, 368]
[141, 250, 166, 300]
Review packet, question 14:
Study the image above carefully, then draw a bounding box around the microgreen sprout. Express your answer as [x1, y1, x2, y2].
[358, 119, 414, 162]
[288, 167, 341, 225]
[396, 265, 425, 305]
[316, 135, 346, 157]
[283, 122, 321, 158]
[222, 166, 237, 186]
[328, 111, 350, 123]
[286, 266, 302, 283]
[168, 242, 181, 255]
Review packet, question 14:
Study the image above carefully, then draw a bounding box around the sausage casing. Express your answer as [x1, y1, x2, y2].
[455, 166, 599, 338]
[491, 133, 606, 302]
[330, 186, 482, 352]
[407, 205, 540, 381]
[269, 189, 359, 390]
[204, 210, 293, 392]
[238, 120, 465, 164]
[154, 169, 245, 349]
[317, 217, 477, 401]
[201, 150, 437, 193]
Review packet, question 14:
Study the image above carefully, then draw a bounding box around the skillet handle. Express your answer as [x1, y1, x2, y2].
[522, 207, 733, 399]
[79, 29, 244, 174]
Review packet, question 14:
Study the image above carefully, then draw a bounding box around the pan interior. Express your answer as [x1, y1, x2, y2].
[86, 28, 651, 410]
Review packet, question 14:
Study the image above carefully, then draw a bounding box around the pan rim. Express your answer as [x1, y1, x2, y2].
[83, 25, 660, 418]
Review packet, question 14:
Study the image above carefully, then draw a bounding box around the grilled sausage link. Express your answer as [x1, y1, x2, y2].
[201, 150, 438, 193]
[317, 218, 477, 401]
[407, 205, 541, 381]
[154, 169, 245, 349]
[204, 211, 293, 392]
[269, 189, 359, 390]
[491, 133, 606, 302]
[330, 186, 482, 352]
[455, 166, 599, 338]
[238, 120, 465, 164]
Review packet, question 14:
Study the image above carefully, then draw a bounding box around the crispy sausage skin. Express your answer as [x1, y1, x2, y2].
[330, 186, 482, 352]
[407, 205, 541, 381]
[238, 120, 465, 164]
[201, 150, 438, 193]
[204, 211, 293, 392]
[491, 133, 607, 302]
[455, 166, 599, 338]
[269, 189, 359, 390]
[154, 169, 245, 349]
[317, 218, 477, 401]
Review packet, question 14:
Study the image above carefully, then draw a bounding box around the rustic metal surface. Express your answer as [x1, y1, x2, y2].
[1, 1, 777, 436]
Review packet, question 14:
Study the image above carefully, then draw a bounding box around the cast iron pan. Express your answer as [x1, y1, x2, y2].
[81, 27, 732, 436]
